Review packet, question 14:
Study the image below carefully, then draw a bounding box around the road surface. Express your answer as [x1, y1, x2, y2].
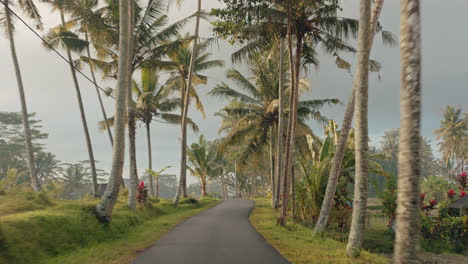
[132, 199, 290, 264]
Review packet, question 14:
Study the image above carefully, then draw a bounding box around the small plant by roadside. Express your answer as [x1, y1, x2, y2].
[137, 181, 149, 206]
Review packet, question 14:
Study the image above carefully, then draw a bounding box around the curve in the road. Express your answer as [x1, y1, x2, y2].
[132, 199, 290, 264]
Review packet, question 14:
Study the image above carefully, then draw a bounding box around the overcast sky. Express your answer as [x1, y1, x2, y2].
[1, 0, 467, 182]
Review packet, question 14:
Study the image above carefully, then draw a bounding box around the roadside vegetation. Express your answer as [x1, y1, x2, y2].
[250, 198, 387, 264]
[0, 194, 218, 264]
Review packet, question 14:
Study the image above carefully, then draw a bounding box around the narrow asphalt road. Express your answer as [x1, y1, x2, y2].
[132, 199, 290, 264]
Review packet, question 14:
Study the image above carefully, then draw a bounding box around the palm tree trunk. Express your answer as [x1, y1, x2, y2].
[275, 37, 285, 208]
[146, 121, 155, 197]
[291, 166, 295, 222]
[96, 0, 133, 223]
[84, 33, 113, 147]
[234, 160, 239, 198]
[59, 10, 99, 197]
[279, 23, 302, 227]
[127, 73, 138, 209]
[394, 0, 422, 262]
[220, 169, 227, 199]
[201, 177, 208, 197]
[127, 110, 138, 209]
[314, 0, 385, 236]
[279, 15, 295, 225]
[4, 0, 40, 192]
[269, 126, 275, 206]
[173, 0, 202, 206]
[346, 0, 372, 258]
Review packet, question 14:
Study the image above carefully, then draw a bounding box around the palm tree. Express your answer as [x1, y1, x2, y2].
[35, 152, 62, 184]
[60, 163, 91, 195]
[346, 0, 372, 258]
[211, 54, 339, 191]
[2, 0, 42, 191]
[315, 0, 387, 236]
[88, 0, 188, 205]
[434, 106, 467, 177]
[44, 0, 99, 197]
[187, 135, 217, 197]
[132, 66, 199, 198]
[394, 0, 422, 262]
[169, 0, 203, 203]
[156, 38, 224, 205]
[65, 0, 115, 145]
[96, 0, 134, 223]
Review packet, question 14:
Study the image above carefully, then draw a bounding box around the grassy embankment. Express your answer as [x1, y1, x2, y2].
[250, 198, 388, 264]
[0, 192, 219, 264]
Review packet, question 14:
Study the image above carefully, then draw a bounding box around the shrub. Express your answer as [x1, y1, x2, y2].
[438, 200, 461, 218]
[420, 216, 468, 253]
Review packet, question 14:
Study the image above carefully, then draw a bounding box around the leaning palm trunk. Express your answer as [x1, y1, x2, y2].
[314, 0, 385, 235]
[279, 22, 302, 227]
[269, 126, 275, 206]
[173, 0, 202, 206]
[394, 0, 422, 262]
[84, 33, 113, 146]
[96, 0, 133, 222]
[4, 0, 40, 192]
[274, 37, 285, 208]
[146, 122, 156, 197]
[346, 0, 372, 258]
[59, 10, 98, 197]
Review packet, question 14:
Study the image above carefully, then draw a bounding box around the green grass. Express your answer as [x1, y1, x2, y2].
[250, 198, 388, 264]
[0, 192, 53, 217]
[0, 194, 219, 264]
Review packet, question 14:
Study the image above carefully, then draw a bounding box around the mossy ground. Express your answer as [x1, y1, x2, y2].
[0, 193, 218, 264]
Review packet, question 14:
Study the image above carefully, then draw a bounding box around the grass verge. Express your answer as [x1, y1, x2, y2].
[0, 194, 219, 264]
[250, 198, 388, 264]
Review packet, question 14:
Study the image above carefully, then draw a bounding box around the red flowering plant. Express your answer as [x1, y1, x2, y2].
[460, 190, 466, 197]
[447, 189, 456, 200]
[136, 181, 149, 206]
[456, 172, 467, 192]
[422, 197, 437, 216]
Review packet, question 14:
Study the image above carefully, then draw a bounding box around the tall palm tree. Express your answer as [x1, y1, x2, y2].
[87, 0, 188, 203]
[176, 0, 201, 202]
[44, 0, 99, 197]
[65, 0, 115, 145]
[156, 38, 223, 205]
[170, 0, 203, 204]
[96, 0, 133, 223]
[211, 54, 338, 185]
[274, 37, 286, 208]
[315, 0, 387, 235]
[346, 0, 372, 258]
[2, 0, 42, 191]
[394, 0, 422, 262]
[132, 66, 199, 198]
[434, 106, 467, 177]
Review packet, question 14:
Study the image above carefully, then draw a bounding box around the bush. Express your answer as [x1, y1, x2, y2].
[438, 200, 461, 217]
[420, 216, 468, 253]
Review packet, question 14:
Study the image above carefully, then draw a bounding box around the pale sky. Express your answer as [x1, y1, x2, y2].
[1, 0, 467, 182]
